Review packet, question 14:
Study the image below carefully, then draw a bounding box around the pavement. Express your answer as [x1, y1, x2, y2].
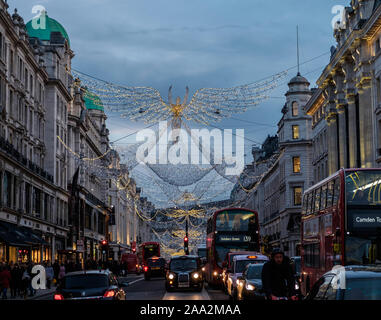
[3, 285, 57, 301]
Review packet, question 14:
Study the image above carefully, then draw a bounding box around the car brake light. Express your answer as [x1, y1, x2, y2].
[54, 294, 64, 300]
[144, 266, 149, 272]
[103, 290, 115, 298]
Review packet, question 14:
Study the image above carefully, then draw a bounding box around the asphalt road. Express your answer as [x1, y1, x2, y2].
[37, 273, 229, 300]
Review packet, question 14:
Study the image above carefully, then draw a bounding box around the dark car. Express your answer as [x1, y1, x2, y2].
[236, 263, 266, 300]
[53, 270, 128, 300]
[144, 257, 166, 280]
[305, 265, 381, 300]
[165, 255, 203, 292]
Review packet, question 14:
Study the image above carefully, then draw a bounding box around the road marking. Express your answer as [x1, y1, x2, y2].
[162, 288, 210, 300]
[127, 277, 144, 286]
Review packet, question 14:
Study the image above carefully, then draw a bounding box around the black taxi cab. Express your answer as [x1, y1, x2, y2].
[165, 255, 203, 292]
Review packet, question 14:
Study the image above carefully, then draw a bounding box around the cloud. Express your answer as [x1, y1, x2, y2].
[8, 0, 348, 204]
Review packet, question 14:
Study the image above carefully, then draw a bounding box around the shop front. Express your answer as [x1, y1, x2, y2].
[0, 220, 50, 263]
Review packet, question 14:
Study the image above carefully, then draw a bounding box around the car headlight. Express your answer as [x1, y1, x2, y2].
[295, 283, 299, 290]
[193, 273, 200, 279]
[168, 273, 175, 280]
[246, 284, 255, 291]
[202, 267, 206, 272]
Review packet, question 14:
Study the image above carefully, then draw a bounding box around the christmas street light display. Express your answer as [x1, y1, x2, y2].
[64, 69, 289, 255]
[71, 69, 287, 125]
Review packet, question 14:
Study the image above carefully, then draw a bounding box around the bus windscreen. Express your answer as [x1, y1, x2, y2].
[346, 171, 381, 206]
[143, 244, 159, 260]
[216, 210, 257, 232]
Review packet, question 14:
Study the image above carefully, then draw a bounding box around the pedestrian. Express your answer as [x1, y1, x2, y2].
[27, 263, 35, 297]
[10, 263, 20, 298]
[58, 263, 65, 284]
[21, 266, 30, 299]
[261, 248, 297, 300]
[0, 265, 11, 299]
[53, 260, 60, 283]
[45, 262, 54, 289]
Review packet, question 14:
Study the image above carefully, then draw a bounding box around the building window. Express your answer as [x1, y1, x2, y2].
[294, 187, 302, 206]
[292, 125, 300, 139]
[292, 101, 299, 117]
[293, 156, 301, 173]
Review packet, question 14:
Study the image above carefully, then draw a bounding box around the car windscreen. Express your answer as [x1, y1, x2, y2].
[62, 274, 108, 289]
[236, 260, 267, 273]
[148, 258, 165, 267]
[343, 278, 381, 300]
[170, 258, 197, 272]
[246, 264, 264, 280]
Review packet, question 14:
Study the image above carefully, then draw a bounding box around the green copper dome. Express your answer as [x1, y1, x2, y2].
[83, 90, 104, 111]
[25, 13, 70, 46]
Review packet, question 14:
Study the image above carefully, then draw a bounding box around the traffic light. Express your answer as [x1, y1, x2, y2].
[101, 239, 108, 247]
[184, 236, 189, 255]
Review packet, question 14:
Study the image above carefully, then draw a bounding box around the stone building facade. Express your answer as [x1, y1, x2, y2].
[312, 0, 381, 175]
[0, 2, 153, 264]
[0, 3, 70, 263]
[276, 74, 313, 256]
[231, 73, 314, 256]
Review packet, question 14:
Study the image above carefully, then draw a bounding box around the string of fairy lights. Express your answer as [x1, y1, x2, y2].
[52, 50, 332, 256]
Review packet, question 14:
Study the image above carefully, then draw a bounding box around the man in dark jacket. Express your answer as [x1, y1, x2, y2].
[53, 260, 60, 282]
[261, 248, 297, 300]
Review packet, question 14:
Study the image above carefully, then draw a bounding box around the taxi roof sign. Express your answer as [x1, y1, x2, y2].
[247, 255, 258, 259]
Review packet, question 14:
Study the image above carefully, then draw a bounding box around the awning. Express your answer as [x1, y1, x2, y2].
[0, 221, 29, 247]
[0, 221, 49, 247]
[21, 227, 49, 246]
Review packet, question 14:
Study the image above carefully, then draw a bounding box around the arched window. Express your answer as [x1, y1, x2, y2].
[292, 101, 299, 117]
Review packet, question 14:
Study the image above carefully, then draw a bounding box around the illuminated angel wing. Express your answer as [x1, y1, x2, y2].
[184, 71, 287, 124]
[71, 69, 171, 123]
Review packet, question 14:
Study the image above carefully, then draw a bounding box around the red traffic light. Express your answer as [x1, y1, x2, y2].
[184, 237, 188, 242]
[101, 240, 108, 246]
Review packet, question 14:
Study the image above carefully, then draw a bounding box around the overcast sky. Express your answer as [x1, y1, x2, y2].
[11, 0, 349, 203]
[12, 0, 348, 141]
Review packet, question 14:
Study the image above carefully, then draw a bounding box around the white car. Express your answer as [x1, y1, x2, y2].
[226, 254, 269, 300]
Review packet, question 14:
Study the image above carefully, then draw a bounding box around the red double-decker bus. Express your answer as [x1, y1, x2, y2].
[137, 242, 161, 267]
[301, 168, 381, 296]
[205, 208, 260, 287]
